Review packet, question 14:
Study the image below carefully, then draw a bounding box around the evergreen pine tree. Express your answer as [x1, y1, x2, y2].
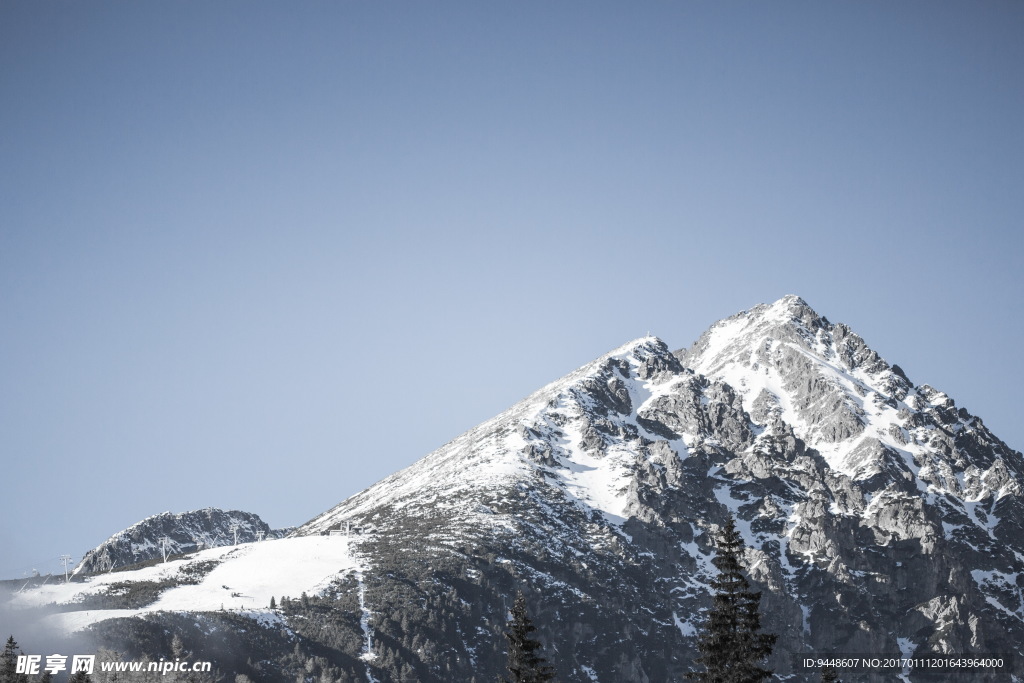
[1, 636, 28, 683]
[820, 666, 839, 682]
[499, 591, 556, 683]
[171, 634, 186, 661]
[688, 515, 777, 683]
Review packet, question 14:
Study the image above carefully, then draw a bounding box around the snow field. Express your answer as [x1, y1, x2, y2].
[10, 536, 366, 633]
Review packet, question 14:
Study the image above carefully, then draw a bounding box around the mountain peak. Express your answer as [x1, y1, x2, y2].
[746, 293, 823, 324]
[676, 298, 1024, 494]
[768, 292, 811, 312]
[761, 293, 823, 325]
[678, 295, 827, 376]
[606, 334, 672, 363]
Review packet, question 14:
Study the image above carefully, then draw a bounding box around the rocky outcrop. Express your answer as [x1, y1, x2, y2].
[74, 508, 291, 575]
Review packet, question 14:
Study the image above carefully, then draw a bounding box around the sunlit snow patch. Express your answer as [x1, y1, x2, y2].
[14, 536, 366, 633]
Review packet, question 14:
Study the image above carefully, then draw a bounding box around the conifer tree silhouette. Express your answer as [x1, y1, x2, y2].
[688, 515, 776, 682]
[499, 591, 556, 683]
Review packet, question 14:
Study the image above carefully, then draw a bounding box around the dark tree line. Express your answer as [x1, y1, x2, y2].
[497, 514, 778, 683]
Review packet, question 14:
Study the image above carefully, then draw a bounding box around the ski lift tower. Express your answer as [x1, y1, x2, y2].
[160, 537, 171, 563]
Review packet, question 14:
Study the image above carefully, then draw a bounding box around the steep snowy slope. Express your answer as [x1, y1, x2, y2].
[300, 335, 687, 534]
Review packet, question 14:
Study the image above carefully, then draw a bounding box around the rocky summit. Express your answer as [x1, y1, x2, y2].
[6, 296, 1023, 683]
[73, 508, 293, 576]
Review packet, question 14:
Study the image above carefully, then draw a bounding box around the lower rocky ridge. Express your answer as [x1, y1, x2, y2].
[75, 508, 292, 576]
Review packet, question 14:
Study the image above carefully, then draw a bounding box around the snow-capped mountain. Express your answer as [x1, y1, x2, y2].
[74, 508, 292, 575]
[6, 296, 1022, 683]
[681, 295, 1023, 492]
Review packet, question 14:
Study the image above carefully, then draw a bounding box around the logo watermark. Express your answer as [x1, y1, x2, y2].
[17, 654, 213, 676]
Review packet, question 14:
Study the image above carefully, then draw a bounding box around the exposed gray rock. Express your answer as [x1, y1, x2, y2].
[74, 508, 290, 575]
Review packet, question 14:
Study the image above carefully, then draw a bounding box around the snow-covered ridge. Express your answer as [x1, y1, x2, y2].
[297, 335, 682, 535]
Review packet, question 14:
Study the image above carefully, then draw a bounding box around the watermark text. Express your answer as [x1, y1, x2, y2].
[17, 655, 213, 676]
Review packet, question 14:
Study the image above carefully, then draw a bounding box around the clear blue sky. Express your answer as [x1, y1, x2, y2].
[2, 1, 1022, 577]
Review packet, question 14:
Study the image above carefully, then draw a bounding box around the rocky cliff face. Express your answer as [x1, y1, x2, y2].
[74, 508, 291, 575]
[15, 296, 1023, 683]
[674, 296, 1024, 675]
